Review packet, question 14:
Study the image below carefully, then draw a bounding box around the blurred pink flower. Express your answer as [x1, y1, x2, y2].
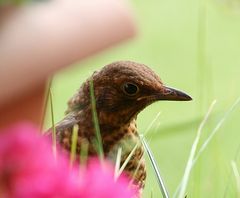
[0, 123, 80, 198]
[78, 161, 135, 198]
[0, 123, 134, 198]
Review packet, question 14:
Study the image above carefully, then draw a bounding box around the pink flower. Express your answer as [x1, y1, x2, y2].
[0, 123, 135, 198]
[0, 123, 80, 198]
[78, 160, 134, 198]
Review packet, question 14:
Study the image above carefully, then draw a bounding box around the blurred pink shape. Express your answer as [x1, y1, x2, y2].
[79, 161, 136, 198]
[0, 0, 136, 128]
[0, 123, 80, 197]
[0, 122, 135, 198]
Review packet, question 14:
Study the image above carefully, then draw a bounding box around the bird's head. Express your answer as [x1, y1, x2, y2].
[83, 61, 192, 125]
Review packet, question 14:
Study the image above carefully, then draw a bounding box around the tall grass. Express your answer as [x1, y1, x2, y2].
[70, 124, 79, 167]
[177, 100, 216, 198]
[114, 147, 122, 180]
[139, 111, 169, 198]
[49, 88, 57, 158]
[173, 96, 240, 198]
[89, 79, 104, 161]
[231, 161, 240, 197]
[141, 135, 169, 198]
[40, 78, 52, 133]
[143, 111, 161, 136]
[79, 138, 89, 167]
[115, 143, 138, 179]
[193, 97, 240, 165]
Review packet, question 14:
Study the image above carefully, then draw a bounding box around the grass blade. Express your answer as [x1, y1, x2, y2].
[140, 135, 169, 198]
[231, 161, 240, 196]
[143, 111, 161, 136]
[129, 156, 143, 187]
[193, 97, 240, 165]
[40, 77, 52, 133]
[177, 100, 216, 198]
[116, 143, 138, 179]
[79, 138, 89, 167]
[224, 142, 240, 197]
[49, 88, 57, 158]
[114, 147, 122, 180]
[70, 124, 79, 167]
[89, 79, 104, 161]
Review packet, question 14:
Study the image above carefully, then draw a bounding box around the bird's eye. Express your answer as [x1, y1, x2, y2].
[122, 83, 139, 96]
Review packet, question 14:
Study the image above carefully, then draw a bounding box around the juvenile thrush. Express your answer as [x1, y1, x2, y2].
[51, 61, 191, 191]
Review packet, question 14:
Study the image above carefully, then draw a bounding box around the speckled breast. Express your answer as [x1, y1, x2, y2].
[105, 119, 147, 189]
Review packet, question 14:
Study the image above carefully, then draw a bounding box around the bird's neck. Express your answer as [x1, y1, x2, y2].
[102, 118, 140, 155]
[75, 106, 140, 155]
[98, 108, 138, 128]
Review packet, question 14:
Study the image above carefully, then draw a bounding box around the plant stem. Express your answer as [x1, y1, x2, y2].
[89, 79, 104, 161]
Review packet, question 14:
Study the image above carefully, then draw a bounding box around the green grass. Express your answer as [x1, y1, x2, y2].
[176, 100, 216, 198]
[231, 161, 240, 197]
[89, 80, 104, 161]
[70, 124, 79, 167]
[141, 134, 170, 198]
[79, 138, 89, 167]
[44, 0, 240, 197]
[49, 88, 57, 158]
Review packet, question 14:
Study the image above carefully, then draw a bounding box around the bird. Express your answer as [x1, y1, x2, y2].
[50, 61, 192, 192]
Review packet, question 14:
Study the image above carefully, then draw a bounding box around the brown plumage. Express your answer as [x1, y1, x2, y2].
[51, 61, 191, 191]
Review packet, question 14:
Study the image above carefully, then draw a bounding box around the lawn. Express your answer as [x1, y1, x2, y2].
[44, 0, 240, 197]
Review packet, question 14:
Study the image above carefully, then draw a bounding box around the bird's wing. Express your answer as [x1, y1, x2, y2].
[55, 112, 80, 133]
[45, 112, 79, 136]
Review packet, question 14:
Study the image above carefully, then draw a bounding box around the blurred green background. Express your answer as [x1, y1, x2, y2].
[45, 0, 240, 197]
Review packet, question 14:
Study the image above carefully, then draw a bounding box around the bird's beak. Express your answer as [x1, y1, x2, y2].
[157, 86, 192, 101]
